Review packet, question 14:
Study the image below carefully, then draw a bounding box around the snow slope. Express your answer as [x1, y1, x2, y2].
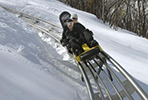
[0, 4, 87, 100]
[0, 45, 77, 100]
[0, 0, 148, 99]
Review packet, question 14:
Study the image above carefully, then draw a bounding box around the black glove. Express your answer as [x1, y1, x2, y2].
[60, 39, 68, 46]
[60, 39, 63, 44]
[60, 39, 64, 46]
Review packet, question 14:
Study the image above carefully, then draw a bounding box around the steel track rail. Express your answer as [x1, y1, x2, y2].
[86, 58, 131, 100]
[102, 51, 148, 100]
[21, 17, 61, 42]
[89, 60, 123, 100]
[84, 61, 106, 100]
[1, 5, 148, 100]
[77, 62, 96, 100]
[96, 54, 133, 100]
[104, 63, 134, 100]
[0, 4, 61, 29]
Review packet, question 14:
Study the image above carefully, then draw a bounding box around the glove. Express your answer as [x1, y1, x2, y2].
[60, 39, 69, 46]
[62, 42, 65, 46]
[60, 39, 63, 44]
[60, 39, 64, 46]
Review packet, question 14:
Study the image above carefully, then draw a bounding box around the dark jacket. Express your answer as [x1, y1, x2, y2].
[61, 22, 85, 46]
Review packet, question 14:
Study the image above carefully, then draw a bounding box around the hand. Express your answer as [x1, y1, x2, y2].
[60, 39, 63, 44]
[61, 39, 69, 46]
[60, 39, 65, 46]
[61, 42, 65, 46]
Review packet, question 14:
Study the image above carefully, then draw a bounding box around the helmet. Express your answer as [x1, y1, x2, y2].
[71, 14, 78, 19]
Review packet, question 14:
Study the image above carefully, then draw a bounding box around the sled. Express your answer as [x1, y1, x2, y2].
[74, 43, 103, 62]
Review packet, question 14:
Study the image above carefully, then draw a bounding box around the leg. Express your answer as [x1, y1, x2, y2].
[69, 39, 84, 56]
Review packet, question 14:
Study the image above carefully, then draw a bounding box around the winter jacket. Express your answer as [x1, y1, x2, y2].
[60, 22, 85, 46]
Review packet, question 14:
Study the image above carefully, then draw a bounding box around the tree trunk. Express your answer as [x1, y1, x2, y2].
[137, 0, 141, 36]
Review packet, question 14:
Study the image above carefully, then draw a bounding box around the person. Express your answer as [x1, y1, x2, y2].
[60, 19, 85, 56]
[71, 14, 78, 23]
[71, 13, 98, 48]
[83, 29, 98, 48]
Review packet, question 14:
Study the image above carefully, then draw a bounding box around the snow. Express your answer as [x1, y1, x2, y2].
[0, 2, 85, 100]
[0, 45, 77, 100]
[0, 0, 148, 100]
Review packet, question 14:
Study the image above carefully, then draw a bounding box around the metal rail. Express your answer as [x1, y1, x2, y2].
[77, 62, 96, 100]
[102, 51, 148, 100]
[85, 61, 105, 100]
[1, 5, 148, 100]
[89, 60, 122, 100]
[0, 4, 61, 29]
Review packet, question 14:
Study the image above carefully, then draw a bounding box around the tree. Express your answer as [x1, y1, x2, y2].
[59, 0, 148, 38]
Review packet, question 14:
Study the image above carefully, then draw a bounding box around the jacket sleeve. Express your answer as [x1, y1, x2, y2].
[60, 27, 68, 46]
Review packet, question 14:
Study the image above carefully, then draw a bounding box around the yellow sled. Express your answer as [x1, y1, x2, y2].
[74, 43, 103, 62]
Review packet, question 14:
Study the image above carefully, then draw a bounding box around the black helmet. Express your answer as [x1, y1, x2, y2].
[67, 19, 73, 22]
